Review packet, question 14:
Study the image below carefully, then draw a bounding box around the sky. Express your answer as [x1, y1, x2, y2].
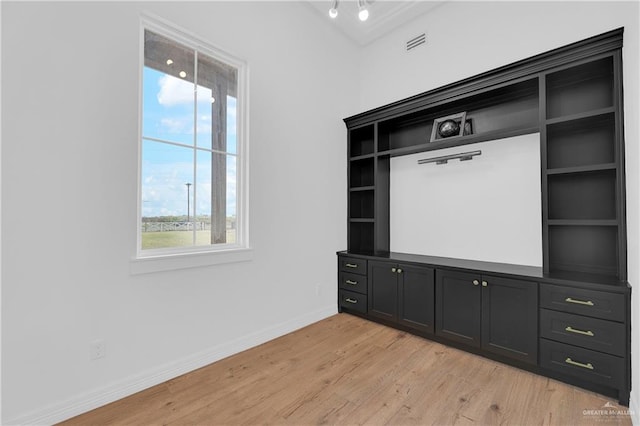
[141, 67, 237, 219]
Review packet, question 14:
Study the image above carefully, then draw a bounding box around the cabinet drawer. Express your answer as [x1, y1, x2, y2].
[540, 284, 625, 322]
[540, 339, 624, 389]
[339, 290, 367, 314]
[540, 309, 625, 357]
[339, 257, 367, 275]
[339, 271, 367, 294]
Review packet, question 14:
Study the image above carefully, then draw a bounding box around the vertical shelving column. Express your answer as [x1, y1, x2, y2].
[542, 54, 625, 279]
[348, 124, 376, 253]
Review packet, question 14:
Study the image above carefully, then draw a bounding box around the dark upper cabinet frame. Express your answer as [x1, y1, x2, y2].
[344, 28, 626, 282]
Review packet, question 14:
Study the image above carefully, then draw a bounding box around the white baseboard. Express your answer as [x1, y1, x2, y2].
[630, 391, 639, 426]
[6, 305, 337, 426]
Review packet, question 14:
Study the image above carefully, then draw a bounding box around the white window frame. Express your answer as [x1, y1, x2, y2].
[132, 14, 251, 274]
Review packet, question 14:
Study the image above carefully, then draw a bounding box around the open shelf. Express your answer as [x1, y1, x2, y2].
[378, 125, 539, 157]
[350, 185, 375, 192]
[546, 56, 613, 119]
[547, 170, 617, 220]
[548, 219, 618, 226]
[548, 225, 618, 277]
[349, 124, 375, 157]
[349, 222, 375, 253]
[546, 163, 616, 176]
[377, 78, 539, 153]
[546, 112, 615, 169]
[349, 158, 374, 188]
[349, 190, 375, 219]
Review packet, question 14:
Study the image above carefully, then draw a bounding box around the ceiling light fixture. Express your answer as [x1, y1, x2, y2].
[358, 0, 369, 21]
[327, 0, 369, 22]
[329, 0, 338, 19]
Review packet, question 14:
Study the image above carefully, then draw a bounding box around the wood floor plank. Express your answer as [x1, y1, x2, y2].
[59, 314, 632, 426]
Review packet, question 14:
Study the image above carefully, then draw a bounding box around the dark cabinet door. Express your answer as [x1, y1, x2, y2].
[436, 270, 481, 347]
[368, 260, 399, 321]
[481, 276, 538, 364]
[398, 265, 435, 333]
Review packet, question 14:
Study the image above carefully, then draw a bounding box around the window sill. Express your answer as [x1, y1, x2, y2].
[130, 247, 253, 275]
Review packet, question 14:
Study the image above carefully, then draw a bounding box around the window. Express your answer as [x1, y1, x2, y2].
[137, 19, 248, 262]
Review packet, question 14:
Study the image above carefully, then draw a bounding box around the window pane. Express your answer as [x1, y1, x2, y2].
[143, 30, 195, 145]
[196, 84, 213, 150]
[209, 152, 228, 245]
[196, 53, 238, 153]
[195, 150, 212, 246]
[226, 155, 237, 244]
[191, 152, 237, 246]
[227, 96, 238, 155]
[141, 140, 194, 250]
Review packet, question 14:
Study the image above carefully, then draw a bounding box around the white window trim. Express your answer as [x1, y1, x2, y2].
[132, 13, 251, 274]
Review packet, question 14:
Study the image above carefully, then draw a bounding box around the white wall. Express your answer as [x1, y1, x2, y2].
[1, 2, 357, 423]
[359, 0, 639, 419]
[390, 134, 542, 267]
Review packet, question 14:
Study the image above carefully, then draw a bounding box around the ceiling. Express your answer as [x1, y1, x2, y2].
[306, 0, 446, 46]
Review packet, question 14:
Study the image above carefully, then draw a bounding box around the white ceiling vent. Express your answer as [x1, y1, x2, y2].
[406, 33, 426, 51]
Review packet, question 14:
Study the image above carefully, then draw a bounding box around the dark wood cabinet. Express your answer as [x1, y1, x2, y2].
[538, 282, 629, 399]
[338, 256, 368, 314]
[398, 264, 435, 333]
[435, 270, 481, 346]
[369, 260, 434, 333]
[368, 261, 398, 320]
[480, 275, 538, 364]
[436, 270, 537, 364]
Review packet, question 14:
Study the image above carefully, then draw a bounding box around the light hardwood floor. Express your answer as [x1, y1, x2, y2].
[60, 314, 632, 425]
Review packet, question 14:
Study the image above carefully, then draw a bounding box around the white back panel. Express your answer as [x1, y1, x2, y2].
[390, 133, 542, 267]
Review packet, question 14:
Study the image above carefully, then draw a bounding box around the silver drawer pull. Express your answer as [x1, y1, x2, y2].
[565, 297, 594, 306]
[345, 263, 359, 269]
[345, 280, 358, 285]
[565, 326, 594, 337]
[345, 298, 358, 304]
[565, 357, 594, 370]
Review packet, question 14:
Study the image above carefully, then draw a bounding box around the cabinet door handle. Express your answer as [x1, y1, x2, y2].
[391, 267, 397, 273]
[482, 281, 488, 287]
[473, 280, 479, 286]
[345, 298, 358, 304]
[565, 326, 594, 337]
[565, 297, 594, 306]
[345, 263, 359, 269]
[397, 268, 403, 274]
[345, 280, 358, 286]
[565, 357, 594, 370]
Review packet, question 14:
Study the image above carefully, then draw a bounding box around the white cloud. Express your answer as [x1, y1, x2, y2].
[157, 74, 193, 106]
[160, 117, 192, 134]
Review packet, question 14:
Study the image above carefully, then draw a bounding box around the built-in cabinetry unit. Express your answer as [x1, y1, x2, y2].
[338, 29, 630, 405]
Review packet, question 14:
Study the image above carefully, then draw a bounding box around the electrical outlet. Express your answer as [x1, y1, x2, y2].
[90, 339, 106, 360]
